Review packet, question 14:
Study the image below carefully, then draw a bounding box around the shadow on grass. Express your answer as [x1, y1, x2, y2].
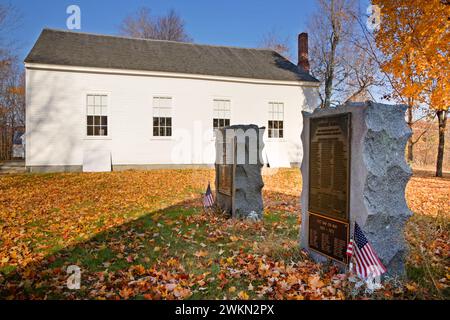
[0, 191, 300, 300]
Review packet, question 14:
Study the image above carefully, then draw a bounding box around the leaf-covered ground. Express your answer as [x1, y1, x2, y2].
[0, 169, 448, 300]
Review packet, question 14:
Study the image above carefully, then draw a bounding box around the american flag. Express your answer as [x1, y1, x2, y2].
[347, 223, 387, 279]
[203, 183, 214, 208]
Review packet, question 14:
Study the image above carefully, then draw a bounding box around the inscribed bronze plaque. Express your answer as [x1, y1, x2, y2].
[309, 114, 351, 221]
[218, 165, 233, 196]
[308, 213, 349, 263]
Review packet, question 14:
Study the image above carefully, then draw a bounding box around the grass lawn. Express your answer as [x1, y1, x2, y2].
[0, 169, 448, 300]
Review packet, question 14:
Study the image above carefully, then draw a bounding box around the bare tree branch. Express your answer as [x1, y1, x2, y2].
[258, 29, 292, 59]
[119, 7, 192, 42]
[0, 4, 23, 160]
[308, 0, 382, 108]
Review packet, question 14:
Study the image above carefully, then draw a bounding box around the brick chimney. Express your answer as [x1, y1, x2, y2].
[298, 33, 310, 72]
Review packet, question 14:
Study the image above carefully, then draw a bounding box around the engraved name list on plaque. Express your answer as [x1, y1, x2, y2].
[308, 114, 351, 263]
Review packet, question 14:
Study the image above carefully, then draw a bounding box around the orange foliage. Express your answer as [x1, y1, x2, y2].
[373, 0, 450, 110]
[0, 169, 448, 299]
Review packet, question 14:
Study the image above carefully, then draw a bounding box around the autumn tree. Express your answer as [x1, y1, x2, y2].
[119, 7, 192, 42]
[373, 0, 450, 177]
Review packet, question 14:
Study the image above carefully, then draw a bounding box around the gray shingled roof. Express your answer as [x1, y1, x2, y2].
[25, 29, 319, 83]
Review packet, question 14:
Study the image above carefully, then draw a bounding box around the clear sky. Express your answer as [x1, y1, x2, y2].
[7, 0, 322, 62]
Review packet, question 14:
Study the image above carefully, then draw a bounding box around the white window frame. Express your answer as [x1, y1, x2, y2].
[213, 99, 231, 136]
[152, 96, 173, 138]
[85, 93, 110, 139]
[268, 102, 285, 140]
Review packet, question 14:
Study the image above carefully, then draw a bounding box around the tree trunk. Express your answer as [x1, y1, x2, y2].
[323, 0, 337, 109]
[323, 67, 334, 108]
[436, 110, 448, 178]
[323, 36, 337, 109]
[406, 103, 414, 163]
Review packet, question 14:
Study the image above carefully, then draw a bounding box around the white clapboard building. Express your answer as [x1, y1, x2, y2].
[25, 29, 319, 172]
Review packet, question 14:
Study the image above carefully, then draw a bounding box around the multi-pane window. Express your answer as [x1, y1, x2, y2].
[268, 102, 284, 139]
[213, 99, 231, 133]
[153, 97, 172, 137]
[87, 94, 108, 136]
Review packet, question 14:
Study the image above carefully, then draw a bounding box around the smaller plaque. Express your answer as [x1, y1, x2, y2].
[308, 213, 349, 263]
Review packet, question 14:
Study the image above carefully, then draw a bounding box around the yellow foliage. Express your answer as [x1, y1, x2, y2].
[373, 0, 450, 110]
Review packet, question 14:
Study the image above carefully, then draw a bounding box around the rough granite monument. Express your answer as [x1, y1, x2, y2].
[215, 125, 265, 221]
[300, 101, 413, 277]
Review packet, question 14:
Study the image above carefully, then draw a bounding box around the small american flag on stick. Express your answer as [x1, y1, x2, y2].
[203, 183, 214, 208]
[346, 239, 354, 257]
[347, 223, 387, 279]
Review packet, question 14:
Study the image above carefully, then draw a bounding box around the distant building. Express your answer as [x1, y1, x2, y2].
[25, 29, 319, 172]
